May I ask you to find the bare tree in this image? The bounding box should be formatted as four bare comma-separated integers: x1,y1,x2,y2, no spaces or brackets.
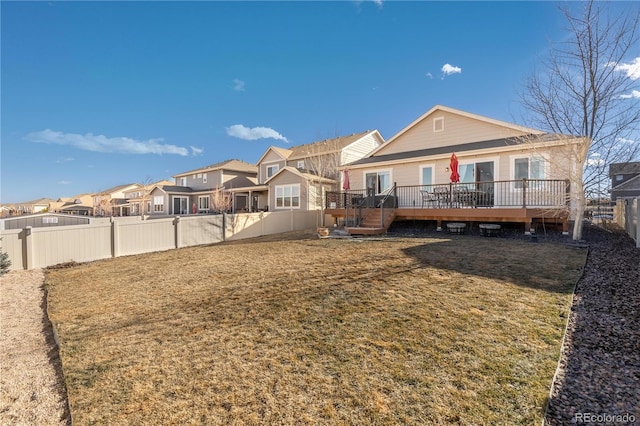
520,1,640,240
210,186,233,214
134,176,154,219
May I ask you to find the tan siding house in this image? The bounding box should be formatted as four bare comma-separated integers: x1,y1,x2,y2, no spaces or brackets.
230,130,384,212
329,105,581,234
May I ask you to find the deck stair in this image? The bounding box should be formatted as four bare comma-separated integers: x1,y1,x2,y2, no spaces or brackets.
346,208,397,235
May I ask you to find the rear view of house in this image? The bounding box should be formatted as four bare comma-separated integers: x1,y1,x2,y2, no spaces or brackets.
327,105,579,234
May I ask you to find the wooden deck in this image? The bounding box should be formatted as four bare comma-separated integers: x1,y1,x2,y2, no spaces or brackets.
326,206,569,234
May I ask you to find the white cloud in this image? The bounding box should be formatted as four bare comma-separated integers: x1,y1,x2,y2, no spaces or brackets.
616,137,636,144
226,124,289,143
25,129,190,156
58,180,71,185
441,63,462,78
233,79,246,91
425,72,433,79
372,0,383,7
190,146,204,155
620,89,640,99
55,157,74,163
586,152,605,166
614,57,640,80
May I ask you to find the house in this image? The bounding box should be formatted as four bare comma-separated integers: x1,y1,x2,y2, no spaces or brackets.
50,193,95,216
93,183,142,216
326,105,580,234
123,180,174,216
609,162,640,201
0,198,56,216
229,130,385,212
149,160,258,215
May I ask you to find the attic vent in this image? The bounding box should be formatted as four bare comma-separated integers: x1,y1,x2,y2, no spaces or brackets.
433,117,444,132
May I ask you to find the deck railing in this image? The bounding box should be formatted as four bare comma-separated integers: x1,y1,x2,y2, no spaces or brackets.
326,179,570,210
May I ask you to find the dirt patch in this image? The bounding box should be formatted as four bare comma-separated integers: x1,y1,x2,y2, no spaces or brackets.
0,269,70,425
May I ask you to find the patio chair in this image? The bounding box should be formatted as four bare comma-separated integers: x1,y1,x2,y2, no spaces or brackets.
434,186,451,208
420,190,438,208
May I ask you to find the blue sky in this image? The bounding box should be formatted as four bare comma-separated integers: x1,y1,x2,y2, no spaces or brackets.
1,1,637,203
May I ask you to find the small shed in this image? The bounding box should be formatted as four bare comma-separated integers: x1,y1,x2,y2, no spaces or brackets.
0,213,91,230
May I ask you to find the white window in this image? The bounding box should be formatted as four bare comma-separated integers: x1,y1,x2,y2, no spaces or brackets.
266,164,279,178
365,171,391,194
433,117,444,132
198,196,210,211
297,160,304,169
146,201,151,213
153,196,164,212
420,166,434,189
197,173,202,178
514,156,546,188
42,217,59,224
203,173,207,183
616,175,623,181
275,184,300,209
180,177,187,186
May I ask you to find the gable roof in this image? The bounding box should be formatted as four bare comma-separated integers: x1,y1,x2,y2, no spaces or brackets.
265,166,337,185
256,130,381,165
173,159,257,178
96,183,140,196
288,130,379,160
367,105,543,158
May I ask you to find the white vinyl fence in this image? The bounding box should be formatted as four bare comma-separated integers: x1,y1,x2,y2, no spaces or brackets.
0,210,321,270
615,197,639,248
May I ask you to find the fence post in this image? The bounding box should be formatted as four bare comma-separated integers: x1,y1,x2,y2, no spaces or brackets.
24,226,33,270
110,217,119,258
174,216,181,248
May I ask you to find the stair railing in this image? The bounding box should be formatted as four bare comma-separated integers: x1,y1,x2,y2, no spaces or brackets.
378,183,397,228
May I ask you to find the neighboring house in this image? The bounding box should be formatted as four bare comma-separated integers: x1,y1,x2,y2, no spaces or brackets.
1,198,56,216
149,160,258,215
327,105,581,234
50,193,95,216
231,130,385,212
124,180,174,216
93,183,141,216
609,162,640,201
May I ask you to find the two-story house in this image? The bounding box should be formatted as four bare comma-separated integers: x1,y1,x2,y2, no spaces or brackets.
93,183,141,216
229,130,385,212
149,159,258,215
610,162,640,201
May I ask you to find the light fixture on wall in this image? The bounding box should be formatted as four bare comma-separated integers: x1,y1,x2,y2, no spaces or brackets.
445,167,450,172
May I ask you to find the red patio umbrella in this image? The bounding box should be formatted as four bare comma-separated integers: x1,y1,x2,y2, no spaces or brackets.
342,169,351,190
449,153,460,183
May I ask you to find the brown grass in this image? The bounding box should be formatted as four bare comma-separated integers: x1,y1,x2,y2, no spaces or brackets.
45,232,586,425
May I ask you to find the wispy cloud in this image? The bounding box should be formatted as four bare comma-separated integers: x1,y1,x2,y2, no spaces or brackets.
233,79,246,91
614,57,640,80
25,129,190,156
620,89,640,99
586,152,604,167
372,0,383,8
58,180,71,185
55,157,74,163
190,146,204,155
425,72,433,79
441,63,462,79
226,124,289,143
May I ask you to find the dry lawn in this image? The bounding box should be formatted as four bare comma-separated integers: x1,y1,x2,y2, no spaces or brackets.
45,232,586,425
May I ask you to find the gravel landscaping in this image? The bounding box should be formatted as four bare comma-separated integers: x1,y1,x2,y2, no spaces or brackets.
545,224,640,424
